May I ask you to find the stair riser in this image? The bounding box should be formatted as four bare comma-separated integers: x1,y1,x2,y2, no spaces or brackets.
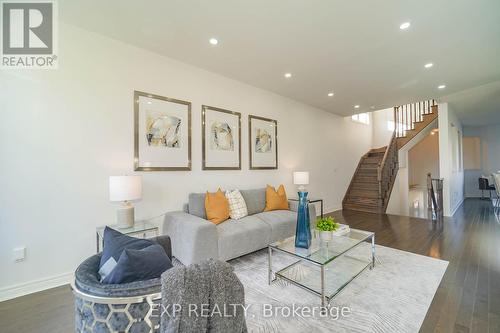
342,204,384,214
349,191,380,199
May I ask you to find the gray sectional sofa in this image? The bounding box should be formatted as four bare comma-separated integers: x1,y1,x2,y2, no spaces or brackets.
163,188,316,265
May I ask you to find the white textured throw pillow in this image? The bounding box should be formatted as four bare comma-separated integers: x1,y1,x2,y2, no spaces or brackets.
225,189,248,220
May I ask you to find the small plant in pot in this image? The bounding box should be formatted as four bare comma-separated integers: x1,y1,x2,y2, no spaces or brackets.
315,216,340,242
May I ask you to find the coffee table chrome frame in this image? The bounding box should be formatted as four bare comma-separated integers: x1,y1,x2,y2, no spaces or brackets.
268,233,375,308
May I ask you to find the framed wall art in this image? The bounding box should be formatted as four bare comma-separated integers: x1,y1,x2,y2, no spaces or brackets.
248,115,278,170
134,90,191,171
202,105,241,170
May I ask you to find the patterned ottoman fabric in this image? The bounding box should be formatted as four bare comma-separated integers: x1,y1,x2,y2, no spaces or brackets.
73,235,172,333
74,295,161,333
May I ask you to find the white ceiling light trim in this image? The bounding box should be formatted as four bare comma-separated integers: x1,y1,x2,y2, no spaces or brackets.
354,105,360,109
59,1,500,117
399,22,411,30
438,85,446,89
284,73,292,78
328,92,334,97
424,63,433,68
209,38,218,45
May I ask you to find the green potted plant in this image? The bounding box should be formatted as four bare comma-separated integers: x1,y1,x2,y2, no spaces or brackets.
315,216,340,242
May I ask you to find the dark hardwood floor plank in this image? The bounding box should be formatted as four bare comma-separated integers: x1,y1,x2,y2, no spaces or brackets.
0,199,498,333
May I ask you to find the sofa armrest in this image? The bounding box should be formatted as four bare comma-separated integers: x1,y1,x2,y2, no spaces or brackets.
150,235,172,260
162,211,218,265
288,200,299,212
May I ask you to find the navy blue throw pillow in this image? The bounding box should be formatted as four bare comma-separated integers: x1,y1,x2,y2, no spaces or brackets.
98,227,153,281
102,244,173,284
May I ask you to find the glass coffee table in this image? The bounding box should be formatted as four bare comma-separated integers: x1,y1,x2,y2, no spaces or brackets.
268,228,375,307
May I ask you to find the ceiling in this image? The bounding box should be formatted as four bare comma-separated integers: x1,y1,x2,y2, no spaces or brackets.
442,80,500,127
60,0,500,116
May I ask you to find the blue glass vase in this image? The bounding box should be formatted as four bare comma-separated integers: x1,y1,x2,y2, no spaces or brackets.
295,191,312,248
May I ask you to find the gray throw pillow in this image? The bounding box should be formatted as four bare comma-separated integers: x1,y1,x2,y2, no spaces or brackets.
188,192,207,219
240,188,266,215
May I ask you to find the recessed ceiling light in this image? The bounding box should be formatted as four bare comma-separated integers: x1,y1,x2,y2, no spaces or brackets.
147,101,152,105
400,22,411,30
354,105,360,109
209,38,218,45
284,73,292,78
438,85,446,89
424,63,433,68
328,92,334,97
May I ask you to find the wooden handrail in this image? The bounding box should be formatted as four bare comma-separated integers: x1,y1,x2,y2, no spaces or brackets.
377,131,396,182
427,172,444,217
376,129,398,207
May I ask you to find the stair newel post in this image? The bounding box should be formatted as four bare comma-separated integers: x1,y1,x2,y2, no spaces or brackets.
427,173,432,213
377,163,382,201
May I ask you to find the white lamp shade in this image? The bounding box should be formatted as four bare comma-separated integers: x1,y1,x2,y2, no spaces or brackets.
293,171,309,185
109,176,142,202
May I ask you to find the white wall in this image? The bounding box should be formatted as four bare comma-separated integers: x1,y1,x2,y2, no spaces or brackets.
371,108,394,148
408,133,440,187
463,124,500,197
0,24,372,299
438,103,464,216
386,118,438,216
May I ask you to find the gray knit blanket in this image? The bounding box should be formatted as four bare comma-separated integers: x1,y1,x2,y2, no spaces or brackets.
160,259,247,333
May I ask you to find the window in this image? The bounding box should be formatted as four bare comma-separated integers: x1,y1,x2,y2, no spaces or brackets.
387,120,410,133
351,113,370,125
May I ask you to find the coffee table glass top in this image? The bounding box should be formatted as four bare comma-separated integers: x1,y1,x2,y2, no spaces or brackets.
270,228,374,266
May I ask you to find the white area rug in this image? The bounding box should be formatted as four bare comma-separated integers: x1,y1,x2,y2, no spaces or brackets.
229,244,448,333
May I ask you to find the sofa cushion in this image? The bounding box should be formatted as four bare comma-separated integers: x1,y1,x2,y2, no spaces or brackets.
205,189,230,224
264,184,289,211
225,189,248,220
240,188,266,215
102,244,173,284
217,215,271,261
99,227,153,281
255,210,297,243
188,192,207,219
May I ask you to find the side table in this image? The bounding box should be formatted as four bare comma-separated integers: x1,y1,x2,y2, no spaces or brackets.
96,221,159,252
289,197,324,218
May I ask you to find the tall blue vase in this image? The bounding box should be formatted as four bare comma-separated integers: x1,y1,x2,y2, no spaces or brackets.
295,191,312,248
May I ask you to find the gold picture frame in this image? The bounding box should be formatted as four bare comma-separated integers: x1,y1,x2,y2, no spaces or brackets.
248,115,278,170
202,105,241,170
134,90,191,171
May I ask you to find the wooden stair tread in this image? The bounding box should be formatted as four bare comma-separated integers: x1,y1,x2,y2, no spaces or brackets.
344,101,434,213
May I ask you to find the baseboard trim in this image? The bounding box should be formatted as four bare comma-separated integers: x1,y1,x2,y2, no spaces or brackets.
0,271,74,302
325,206,342,215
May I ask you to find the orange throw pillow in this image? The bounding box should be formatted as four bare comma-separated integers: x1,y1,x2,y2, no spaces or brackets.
264,184,289,211
205,189,230,224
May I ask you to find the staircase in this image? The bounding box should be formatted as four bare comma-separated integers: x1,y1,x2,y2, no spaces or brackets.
394,100,438,149
343,100,437,213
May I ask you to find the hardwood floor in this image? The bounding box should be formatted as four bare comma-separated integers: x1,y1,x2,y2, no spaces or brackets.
0,198,498,333
331,198,500,333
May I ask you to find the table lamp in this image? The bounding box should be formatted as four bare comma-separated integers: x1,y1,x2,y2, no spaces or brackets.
293,171,309,192
109,175,142,228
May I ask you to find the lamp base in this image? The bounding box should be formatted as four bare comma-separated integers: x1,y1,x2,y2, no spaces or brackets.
116,203,134,228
